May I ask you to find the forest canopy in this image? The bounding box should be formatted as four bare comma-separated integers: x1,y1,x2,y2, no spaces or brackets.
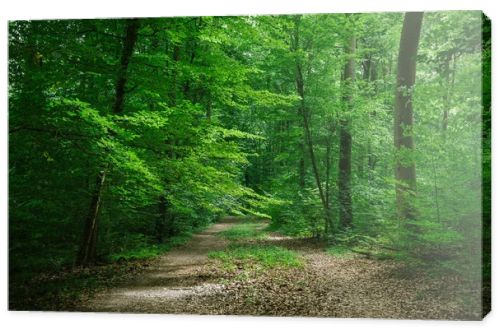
8,11,489,311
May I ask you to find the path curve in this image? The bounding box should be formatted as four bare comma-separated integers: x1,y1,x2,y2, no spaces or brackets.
77,216,480,319
79,217,237,313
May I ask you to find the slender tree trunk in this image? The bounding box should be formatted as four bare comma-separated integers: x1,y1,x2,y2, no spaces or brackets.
325,134,333,235
363,55,378,179
182,18,200,97
442,52,456,133
76,19,140,267
156,42,183,243
431,156,441,225
169,44,181,106
394,12,423,222
156,195,167,243
301,99,332,232
76,170,106,266
298,143,306,189
338,32,356,229
206,96,212,121
292,15,332,232
291,16,306,191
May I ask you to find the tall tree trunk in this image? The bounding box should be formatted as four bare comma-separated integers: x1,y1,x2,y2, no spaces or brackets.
394,12,423,222
76,19,140,267
112,20,140,115
363,55,378,179
338,31,356,229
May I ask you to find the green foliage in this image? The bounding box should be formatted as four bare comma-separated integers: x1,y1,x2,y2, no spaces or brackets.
108,232,194,261
8,11,487,308
326,245,354,258
266,215,314,238
209,244,303,269
9,17,282,284
217,222,267,241
387,220,465,260
267,189,325,237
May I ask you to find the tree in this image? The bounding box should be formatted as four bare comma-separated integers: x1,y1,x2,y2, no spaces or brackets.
338,16,356,229
292,15,333,234
393,12,424,222
8,14,486,309
76,19,140,266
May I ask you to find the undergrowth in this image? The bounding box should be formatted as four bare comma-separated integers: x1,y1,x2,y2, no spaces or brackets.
209,244,302,270
217,222,267,241
10,226,208,310
9,259,153,311
265,219,314,238
108,232,195,261
326,244,356,258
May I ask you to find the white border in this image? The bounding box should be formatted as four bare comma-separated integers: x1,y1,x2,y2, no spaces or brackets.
1,1,499,333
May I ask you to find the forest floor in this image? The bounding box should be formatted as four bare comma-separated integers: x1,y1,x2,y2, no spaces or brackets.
76,217,481,319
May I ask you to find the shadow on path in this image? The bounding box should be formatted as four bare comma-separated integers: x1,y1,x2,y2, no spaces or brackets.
78,217,239,313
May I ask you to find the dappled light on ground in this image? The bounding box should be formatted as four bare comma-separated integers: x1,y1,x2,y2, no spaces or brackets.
77,218,481,319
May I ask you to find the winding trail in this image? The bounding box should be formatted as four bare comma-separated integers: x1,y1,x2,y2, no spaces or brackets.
78,216,481,319
80,217,237,313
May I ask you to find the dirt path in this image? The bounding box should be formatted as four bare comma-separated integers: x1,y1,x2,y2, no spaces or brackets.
79,218,237,313
78,217,481,319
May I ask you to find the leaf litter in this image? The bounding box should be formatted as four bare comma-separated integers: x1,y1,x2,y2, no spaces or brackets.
70,221,482,319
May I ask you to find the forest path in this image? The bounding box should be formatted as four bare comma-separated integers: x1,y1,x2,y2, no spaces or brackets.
79,217,239,313
78,216,480,319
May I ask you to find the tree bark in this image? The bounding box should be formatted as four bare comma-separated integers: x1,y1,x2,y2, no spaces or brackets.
394,12,423,222
76,19,140,267
362,53,378,179
76,169,106,266
338,31,356,229
112,19,140,115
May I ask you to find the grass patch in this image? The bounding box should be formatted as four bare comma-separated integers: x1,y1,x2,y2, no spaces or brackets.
108,232,195,261
209,244,302,269
218,222,267,241
326,244,355,258
265,220,314,238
